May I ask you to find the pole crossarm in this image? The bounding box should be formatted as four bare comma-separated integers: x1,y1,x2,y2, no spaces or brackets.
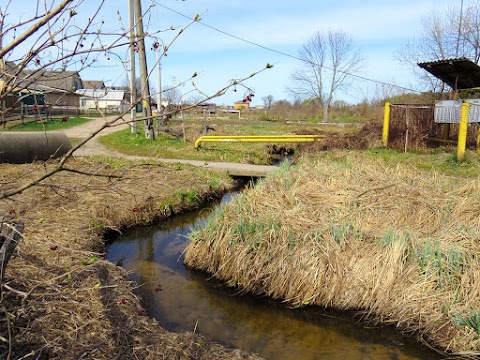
194,135,324,150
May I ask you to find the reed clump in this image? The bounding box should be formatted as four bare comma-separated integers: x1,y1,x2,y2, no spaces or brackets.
184,151,480,355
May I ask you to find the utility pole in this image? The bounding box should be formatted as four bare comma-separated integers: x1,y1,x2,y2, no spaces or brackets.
134,0,154,140
156,43,162,115
155,43,165,133
0,17,4,128
128,0,137,133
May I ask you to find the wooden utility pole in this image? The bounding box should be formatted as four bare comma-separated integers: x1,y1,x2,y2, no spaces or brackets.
0,15,5,128
134,0,154,140
128,0,137,133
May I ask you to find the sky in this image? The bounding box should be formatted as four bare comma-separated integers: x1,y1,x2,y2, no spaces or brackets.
5,0,457,106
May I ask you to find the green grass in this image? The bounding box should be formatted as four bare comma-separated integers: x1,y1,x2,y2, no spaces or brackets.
454,312,480,335
98,115,362,164
99,127,274,165
98,115,480,176
176,189,198,203
7,117,91,131
329,116,366,123
363,148,480,178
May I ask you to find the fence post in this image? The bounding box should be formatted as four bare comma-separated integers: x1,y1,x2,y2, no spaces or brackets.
382,102,391,147
202,108,207,135
477,126,480,155
457,102,469,161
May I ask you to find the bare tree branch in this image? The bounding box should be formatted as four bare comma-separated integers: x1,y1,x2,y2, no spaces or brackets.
289,30,364,122
0,0,74,60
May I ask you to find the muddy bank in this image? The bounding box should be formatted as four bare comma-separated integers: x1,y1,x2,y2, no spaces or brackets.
0,157,260,359
185,151,480,357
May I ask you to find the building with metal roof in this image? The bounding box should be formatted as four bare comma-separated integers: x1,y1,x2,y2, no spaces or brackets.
76,89,128,113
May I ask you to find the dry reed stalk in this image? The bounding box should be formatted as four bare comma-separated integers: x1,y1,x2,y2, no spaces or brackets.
185,151,480,355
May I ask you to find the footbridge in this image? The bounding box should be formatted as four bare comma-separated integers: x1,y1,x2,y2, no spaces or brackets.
147,158,276,177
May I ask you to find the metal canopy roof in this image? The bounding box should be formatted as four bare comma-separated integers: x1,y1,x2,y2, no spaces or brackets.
417,58,480,90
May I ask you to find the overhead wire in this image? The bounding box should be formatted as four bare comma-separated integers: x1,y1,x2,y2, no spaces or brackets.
153,1,422,94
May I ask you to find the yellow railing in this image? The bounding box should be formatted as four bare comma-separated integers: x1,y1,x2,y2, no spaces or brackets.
194,135,324,150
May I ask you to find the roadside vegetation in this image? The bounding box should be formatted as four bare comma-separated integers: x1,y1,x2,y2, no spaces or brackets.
185,150,480,356
99,113,363,164
100,125,273,165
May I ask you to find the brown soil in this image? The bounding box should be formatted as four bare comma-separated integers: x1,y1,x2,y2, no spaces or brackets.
0,158,261,359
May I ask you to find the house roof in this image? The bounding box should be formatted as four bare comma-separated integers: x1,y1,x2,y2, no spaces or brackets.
82,80,105,89
76,89,125,101
417,58,480,90
1,62,84,95
1,61,29,90
24,69,82,92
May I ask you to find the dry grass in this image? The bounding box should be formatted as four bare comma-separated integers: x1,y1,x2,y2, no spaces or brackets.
0,157,261,360
185,151,480,356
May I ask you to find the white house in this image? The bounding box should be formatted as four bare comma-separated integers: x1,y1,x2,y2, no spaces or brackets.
76,89,128,113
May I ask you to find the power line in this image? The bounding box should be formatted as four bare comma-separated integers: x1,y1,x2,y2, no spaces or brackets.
154,1,422,94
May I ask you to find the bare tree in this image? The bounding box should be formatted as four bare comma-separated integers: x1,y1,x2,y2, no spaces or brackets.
396,1,480,93
262,94,274,110
462,1,480,62
162,84,182,107
289,30,364,122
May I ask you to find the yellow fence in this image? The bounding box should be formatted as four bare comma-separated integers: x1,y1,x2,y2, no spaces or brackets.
194,135,324,150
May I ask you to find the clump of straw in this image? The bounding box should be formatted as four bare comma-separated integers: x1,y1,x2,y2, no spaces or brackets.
185,151,480,355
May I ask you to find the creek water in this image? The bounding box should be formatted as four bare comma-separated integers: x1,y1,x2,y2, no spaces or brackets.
106,193,442,360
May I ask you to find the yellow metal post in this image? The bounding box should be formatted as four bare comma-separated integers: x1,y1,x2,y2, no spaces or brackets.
457,102,469,161
382,102,391,147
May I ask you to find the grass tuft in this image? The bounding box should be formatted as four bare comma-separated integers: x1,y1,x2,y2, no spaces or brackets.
7,117,91,131
184,150,480,355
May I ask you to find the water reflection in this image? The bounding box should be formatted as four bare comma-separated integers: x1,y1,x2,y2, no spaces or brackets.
106,195,443,360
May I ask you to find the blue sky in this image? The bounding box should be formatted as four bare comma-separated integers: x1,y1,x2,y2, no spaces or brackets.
7,0,456,106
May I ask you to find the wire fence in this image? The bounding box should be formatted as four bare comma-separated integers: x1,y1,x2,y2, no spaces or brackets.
389,104,480,152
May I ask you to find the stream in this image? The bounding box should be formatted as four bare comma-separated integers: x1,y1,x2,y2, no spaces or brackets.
106,192,442,360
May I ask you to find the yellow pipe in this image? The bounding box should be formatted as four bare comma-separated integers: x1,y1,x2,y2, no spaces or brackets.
196,135,321,139
194,135,324,149
457,102,469,161
382,102,391,147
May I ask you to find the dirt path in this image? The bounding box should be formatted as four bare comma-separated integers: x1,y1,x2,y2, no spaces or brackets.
61,115,131,157
60,116,275,176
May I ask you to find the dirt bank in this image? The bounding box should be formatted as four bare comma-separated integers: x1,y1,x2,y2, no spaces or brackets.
0,157,261,359
185,151,480,357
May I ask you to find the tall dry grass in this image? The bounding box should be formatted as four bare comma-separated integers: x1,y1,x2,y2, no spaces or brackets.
184,151,480,355
0,159,258,360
